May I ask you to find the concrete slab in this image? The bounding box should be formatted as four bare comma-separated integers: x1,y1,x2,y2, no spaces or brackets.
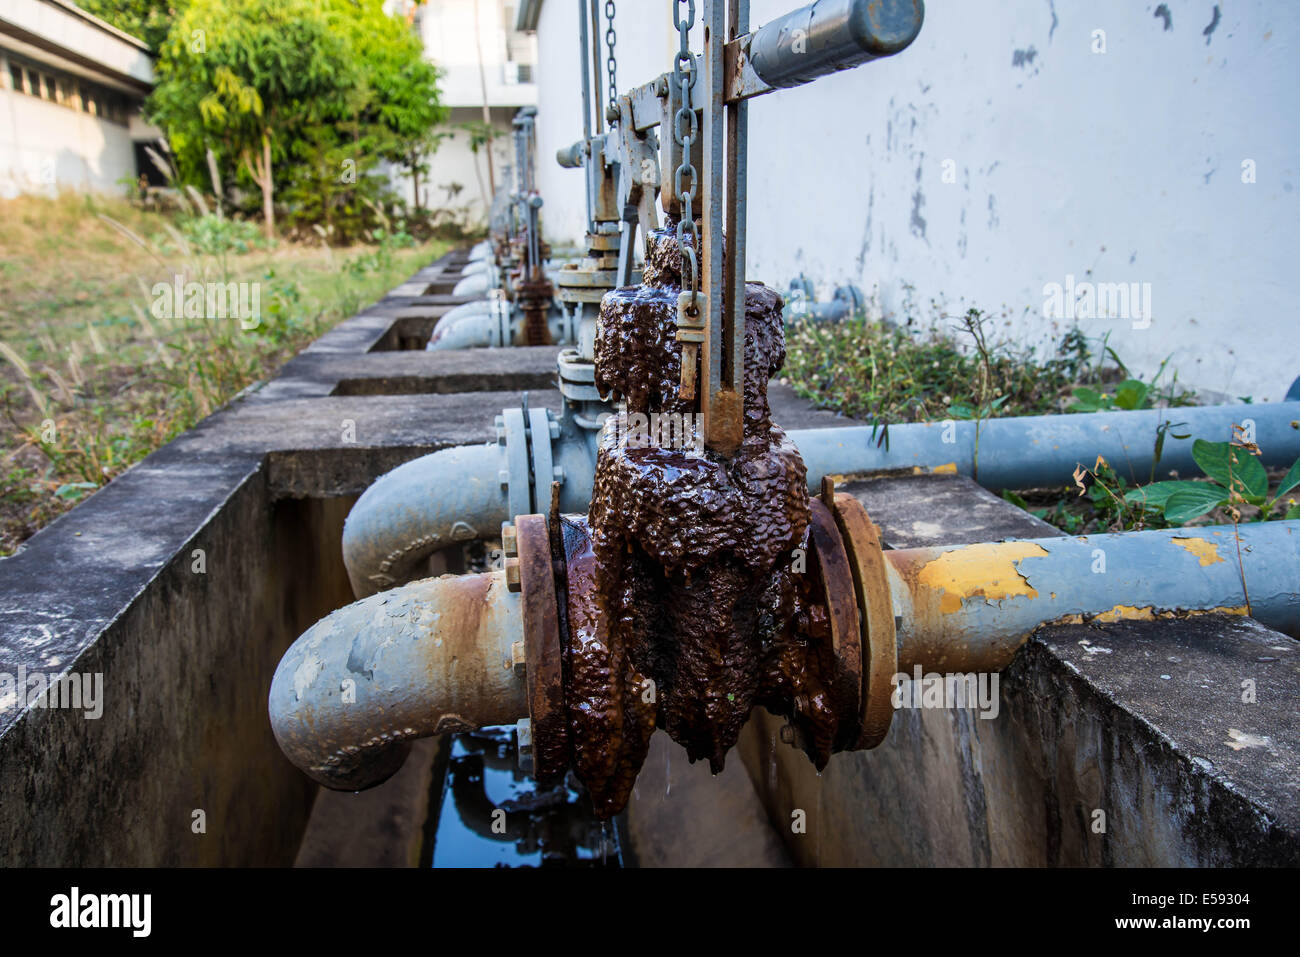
738,474,1300,866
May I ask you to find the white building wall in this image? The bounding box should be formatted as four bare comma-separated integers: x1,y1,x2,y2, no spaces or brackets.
391,0,536,226
0,66,138,196
532,0,1300,403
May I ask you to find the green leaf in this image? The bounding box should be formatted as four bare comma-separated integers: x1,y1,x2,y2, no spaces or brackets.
1001,489,1030,509
1286,504,1300,520
1191,439,1232,486
1114,379,1150,411
1067,387,1109,413
1164,485,1229,524
1191,438,1265,497
1124,480,1198,509
947,403,975,420
54,482,97,501
1274,457,1300,500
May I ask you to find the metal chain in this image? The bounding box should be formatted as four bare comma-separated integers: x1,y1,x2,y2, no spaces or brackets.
672,0,698,307
604,1,617,116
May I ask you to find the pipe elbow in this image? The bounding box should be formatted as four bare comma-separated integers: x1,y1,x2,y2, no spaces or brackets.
454,272,492,297
269,571,529,791
342,443,509,597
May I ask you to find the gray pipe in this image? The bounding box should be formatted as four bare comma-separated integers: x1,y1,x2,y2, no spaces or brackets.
427,303,574,350
428,300,512,350
749,0,925,89
342,434,598,597
342,443,510,596
268,569,528,790
454,270,495,297
887,521,1300,674
341,397,1299,596
791,400,1300,491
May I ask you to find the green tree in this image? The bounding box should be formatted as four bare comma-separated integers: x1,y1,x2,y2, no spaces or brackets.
149,0,355,238
323,0,447,212
78,0,185,50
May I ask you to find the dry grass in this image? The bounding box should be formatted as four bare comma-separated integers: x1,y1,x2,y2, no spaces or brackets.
0,191,449,555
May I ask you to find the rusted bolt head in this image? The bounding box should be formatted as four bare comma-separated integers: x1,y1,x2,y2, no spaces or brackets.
505,556,521,592
501,523,518,557
511,640,526,676
779,724,796,744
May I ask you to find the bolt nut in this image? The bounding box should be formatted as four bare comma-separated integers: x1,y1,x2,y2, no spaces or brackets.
501,523,518,558
605,103,620,125
516,718,534,773
511,640,526,676
779,723,797,745
505,556,521,592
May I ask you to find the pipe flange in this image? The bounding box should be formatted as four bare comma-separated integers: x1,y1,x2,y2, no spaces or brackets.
830,486,898,750
515,514,569,780
807,497,864,751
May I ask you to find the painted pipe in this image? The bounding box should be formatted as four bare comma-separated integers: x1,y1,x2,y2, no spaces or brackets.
428,300,512,350
268,570,528,791
342,434,599,597
427,300,574,350
885,521,1300,674
341,398,1300,595
791,399,1300,491
749,0,925,89
342,443,509,596
454,270,495,297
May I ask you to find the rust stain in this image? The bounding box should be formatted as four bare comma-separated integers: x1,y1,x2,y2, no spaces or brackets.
1093,604,1156,623
1172,536,1225,566
914,542,1048,614
1090,604,1247,624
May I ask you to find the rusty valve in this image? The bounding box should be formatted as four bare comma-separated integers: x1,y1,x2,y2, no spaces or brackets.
508,475,900,809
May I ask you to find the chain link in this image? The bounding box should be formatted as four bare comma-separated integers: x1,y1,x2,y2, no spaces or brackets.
604,1,617,116
672,0,698,306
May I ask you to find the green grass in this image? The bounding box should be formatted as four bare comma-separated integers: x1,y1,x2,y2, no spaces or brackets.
0,192,449,555
782,307,1204,535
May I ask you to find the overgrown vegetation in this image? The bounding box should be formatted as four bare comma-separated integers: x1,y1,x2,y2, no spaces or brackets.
0,193,447,555
780,305,1298,535
783,308,1196,426
146,0,445,242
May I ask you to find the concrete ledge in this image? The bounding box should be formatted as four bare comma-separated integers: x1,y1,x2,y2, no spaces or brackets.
738,474,1300,866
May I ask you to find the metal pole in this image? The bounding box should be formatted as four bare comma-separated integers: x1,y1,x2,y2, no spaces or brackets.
589,0,604,133
723,0,748,428
702,0,741,454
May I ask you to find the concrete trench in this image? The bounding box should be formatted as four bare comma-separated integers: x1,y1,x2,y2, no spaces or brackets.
0,248,1295,867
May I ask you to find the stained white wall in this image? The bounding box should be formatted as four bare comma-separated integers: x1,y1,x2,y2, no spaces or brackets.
0,83,137,195
533,0,1300,402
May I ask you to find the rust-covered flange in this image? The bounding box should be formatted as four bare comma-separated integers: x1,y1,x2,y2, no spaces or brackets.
514,514,569,778
829,484,898,750
515,274,554,345
807,496,863,750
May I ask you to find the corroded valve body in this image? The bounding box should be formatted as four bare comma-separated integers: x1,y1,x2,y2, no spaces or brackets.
516,225,895,817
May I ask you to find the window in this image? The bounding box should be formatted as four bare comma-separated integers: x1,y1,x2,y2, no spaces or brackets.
3,55,134,125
